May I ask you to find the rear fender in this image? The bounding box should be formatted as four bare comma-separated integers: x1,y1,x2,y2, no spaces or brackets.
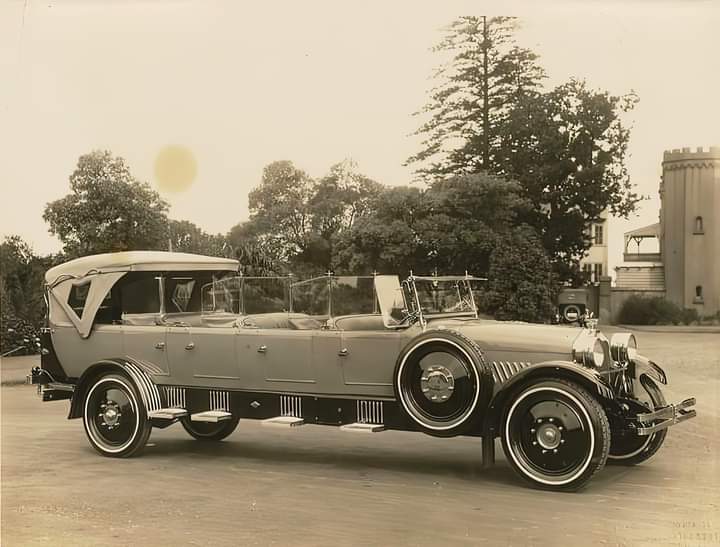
483,361,615,437
68,357,163,419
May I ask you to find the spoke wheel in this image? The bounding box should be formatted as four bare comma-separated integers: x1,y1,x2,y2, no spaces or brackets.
180,416,239,441
83,373,151,457
609,377,667,465
502,379,610,491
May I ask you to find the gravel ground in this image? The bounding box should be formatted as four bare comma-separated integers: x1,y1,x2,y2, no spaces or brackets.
1,330,719,546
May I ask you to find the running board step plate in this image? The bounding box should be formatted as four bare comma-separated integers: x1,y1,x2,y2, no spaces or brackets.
148,408,189,420
190,410,233,423
340,422,385,433
262,416,305,427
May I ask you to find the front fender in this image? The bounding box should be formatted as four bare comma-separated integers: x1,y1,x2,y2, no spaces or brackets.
483,360,614,437
68,357,163,419
629,354,667,385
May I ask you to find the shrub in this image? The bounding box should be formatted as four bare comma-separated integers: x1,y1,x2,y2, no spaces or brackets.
617,295,694,325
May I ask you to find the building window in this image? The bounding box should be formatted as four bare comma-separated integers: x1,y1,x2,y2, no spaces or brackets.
694,216,704,234
593,224,604,245
582,263,603,284
694,285,704,304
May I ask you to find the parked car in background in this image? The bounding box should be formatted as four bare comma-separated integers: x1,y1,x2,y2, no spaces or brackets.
29,252,696,490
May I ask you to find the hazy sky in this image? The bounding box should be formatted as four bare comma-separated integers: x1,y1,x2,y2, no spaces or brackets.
2,0,718,274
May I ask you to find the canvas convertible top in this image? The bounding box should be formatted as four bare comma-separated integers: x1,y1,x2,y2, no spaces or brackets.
45,251,239,339
45,251,239,285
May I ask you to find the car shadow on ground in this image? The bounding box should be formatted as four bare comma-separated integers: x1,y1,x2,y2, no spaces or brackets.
133,432,526,488
124,430,640,493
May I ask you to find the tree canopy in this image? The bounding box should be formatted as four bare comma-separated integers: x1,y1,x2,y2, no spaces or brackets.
407,16,640,280
43,151,170,258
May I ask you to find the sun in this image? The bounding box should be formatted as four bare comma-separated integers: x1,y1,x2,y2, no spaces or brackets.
154,145,197,193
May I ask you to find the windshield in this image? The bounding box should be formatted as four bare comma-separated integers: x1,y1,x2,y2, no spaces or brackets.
410,277,479,317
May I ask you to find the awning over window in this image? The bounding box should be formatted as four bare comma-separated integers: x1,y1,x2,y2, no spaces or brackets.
624,222,660,239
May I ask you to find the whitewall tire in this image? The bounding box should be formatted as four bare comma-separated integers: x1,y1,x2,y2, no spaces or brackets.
82,373,152,457
501,378,610,491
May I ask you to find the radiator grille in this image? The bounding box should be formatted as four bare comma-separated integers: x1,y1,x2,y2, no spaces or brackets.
209,390,230,411
280,395,302,418
491,361,531,383
357,400,384,425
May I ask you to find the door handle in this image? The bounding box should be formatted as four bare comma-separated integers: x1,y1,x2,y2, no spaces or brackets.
338,348,349,357
154,342,165,350
257,345,268,353
185,342,195,350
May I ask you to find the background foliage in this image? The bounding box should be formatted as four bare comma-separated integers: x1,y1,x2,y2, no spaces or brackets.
2,15,644,345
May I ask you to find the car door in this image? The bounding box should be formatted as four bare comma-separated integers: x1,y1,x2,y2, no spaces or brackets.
258,328,315,386
165,325,237,385
338,329,403,392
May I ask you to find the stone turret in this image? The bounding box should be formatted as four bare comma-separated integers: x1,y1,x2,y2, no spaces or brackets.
661,146,720,315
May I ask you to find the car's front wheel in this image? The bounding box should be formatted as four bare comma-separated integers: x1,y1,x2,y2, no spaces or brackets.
180,416,239,441
82,373,152,457
501,378,610,491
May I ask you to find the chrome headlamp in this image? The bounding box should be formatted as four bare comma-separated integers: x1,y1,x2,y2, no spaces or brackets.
573,331,608,368
610,333,638,364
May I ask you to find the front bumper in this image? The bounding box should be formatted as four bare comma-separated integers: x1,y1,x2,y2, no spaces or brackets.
635,397,696,436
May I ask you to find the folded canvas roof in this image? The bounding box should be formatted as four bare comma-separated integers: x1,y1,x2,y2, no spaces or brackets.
46,251,239,284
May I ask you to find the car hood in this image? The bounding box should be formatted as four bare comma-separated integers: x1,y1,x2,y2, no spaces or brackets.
424,317,579,358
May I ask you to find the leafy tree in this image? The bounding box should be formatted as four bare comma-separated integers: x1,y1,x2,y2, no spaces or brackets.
247,160,315,262
244,159,382,274
480,225,556,322
43,151,170,257
168,219,228,257
0,236,49,353
497,79,640,275
407,16,545,179
334,186,430,274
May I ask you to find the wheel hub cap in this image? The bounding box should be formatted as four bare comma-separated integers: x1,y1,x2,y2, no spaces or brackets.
536,422,561,450
100,401,122,428
420,365,455,403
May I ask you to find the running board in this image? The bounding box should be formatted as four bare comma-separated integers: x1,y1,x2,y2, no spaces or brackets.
190,410,233,423
262,416,305,427
148,408,189,420
340,422,385,433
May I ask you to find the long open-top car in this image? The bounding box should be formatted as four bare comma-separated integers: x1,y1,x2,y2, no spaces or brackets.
29,251,697,491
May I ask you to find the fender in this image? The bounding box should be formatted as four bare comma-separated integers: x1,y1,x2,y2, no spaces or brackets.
483,360,614,437
629,355,667,385
68,357,163,419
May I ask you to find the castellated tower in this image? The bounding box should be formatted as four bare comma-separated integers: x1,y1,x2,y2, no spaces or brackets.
661,146,720,316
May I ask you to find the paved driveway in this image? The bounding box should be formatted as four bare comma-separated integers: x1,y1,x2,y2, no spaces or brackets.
2,331,719,546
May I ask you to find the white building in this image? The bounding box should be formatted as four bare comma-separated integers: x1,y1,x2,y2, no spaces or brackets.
580,211,608,284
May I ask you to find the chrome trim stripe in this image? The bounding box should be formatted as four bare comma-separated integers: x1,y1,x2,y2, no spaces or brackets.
163,387,186,409
209,390,230,411
357,400,384,424
280,395,302,418
491,361,531,383
123,360,162,412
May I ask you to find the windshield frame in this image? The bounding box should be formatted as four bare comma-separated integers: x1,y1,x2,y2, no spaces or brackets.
405,274,487,325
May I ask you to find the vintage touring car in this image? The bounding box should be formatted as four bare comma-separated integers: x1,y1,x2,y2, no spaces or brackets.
29,251,696,490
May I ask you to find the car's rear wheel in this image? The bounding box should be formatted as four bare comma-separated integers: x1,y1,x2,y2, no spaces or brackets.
501,378,610,491
82,373,152,457
608,377,667,465
180,416,239,441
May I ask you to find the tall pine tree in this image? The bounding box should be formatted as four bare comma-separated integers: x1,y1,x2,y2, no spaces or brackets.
407,16,545,180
